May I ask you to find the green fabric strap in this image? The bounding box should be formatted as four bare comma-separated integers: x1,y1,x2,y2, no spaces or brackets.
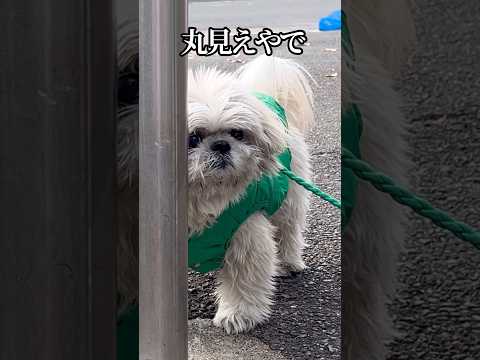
253,91,288,128
341,11,363,230
116,305,138,360
188,93,291,273
341,105,362,229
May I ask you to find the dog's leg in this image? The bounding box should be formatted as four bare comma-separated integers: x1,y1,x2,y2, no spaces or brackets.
271,133,311,273
213,213,278,334
342,184,406,360
342,268,393,360
271,189,308,273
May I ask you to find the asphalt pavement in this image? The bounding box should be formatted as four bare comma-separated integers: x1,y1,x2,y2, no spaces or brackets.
189,0,338,32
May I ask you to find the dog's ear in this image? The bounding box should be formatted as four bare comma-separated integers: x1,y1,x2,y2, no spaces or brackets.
257,108,288,158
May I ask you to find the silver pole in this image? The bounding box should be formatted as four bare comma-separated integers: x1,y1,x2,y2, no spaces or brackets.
139,0,188,359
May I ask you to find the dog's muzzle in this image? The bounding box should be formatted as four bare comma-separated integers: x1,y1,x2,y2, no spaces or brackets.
210,140,233,169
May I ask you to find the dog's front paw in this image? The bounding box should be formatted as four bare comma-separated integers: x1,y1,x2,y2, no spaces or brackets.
280,257,307,275
213,304,268,334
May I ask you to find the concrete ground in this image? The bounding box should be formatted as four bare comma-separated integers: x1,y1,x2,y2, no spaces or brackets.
187,1,341,359
188,319,288,360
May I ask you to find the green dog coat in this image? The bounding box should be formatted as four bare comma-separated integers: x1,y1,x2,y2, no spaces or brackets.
188,92,292,273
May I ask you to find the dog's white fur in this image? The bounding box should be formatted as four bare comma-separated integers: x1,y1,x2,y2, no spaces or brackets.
187,56,314,333
342,1,415,358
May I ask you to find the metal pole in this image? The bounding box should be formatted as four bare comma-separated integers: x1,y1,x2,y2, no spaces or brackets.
139,0,188,359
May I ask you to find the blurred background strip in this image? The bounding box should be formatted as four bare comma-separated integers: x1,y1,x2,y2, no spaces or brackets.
0,0,117,359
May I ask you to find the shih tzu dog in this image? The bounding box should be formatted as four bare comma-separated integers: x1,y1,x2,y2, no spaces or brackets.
187,56,314,333
116,26,315,334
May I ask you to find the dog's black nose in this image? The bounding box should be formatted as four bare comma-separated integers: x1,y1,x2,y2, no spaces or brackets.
210,140,231,154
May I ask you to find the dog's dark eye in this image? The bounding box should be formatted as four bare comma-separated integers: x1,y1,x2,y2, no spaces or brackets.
189,133,202,148
118,74,139,105
230,129,244,141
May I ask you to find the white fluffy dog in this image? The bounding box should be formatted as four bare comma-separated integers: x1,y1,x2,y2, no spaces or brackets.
116,44,316,333
187,56,314,333
342,1,415,359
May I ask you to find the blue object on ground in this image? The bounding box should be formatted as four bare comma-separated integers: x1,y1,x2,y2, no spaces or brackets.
319,10,341,31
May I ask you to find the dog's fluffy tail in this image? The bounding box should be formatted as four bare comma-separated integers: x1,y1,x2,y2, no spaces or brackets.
237,55,315,133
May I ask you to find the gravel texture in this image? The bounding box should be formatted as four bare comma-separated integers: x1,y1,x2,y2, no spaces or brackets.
387,1,480,359
187,31,341,360
189,318,288,360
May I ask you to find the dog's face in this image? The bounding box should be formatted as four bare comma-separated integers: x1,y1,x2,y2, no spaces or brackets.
187,68,286,192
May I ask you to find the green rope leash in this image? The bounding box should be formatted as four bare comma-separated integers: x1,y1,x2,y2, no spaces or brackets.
280,167,342,209
342,147,480,249
283,147,480,249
